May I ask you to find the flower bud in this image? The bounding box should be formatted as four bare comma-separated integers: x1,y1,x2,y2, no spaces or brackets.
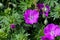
10,24,16,29
44,18,48,25
12,3,16,8
42,13,45,18
0,3,3,8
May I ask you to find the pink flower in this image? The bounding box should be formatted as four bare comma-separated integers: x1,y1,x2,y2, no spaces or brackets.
55,27,60,36
24,9,39,24
44,23,60,37
41,23,60,40
41,35,54,40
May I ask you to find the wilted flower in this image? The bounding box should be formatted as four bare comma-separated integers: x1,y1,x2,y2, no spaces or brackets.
37,3,44,10
10,24,15,29
44,23,60,38
24,9,39,24
37,3,50,17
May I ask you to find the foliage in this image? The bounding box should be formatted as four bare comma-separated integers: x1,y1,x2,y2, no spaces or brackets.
0,0,60,40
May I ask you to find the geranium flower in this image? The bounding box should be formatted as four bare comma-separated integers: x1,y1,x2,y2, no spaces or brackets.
44,23,60,37
54,27,60,36
41,35,54,40
10,24,16,29
37,3,50,17
24,9,39,24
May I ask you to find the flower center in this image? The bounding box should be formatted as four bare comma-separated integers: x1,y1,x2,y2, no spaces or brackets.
29,16,34,20
50,31,54,36
28,13,34,20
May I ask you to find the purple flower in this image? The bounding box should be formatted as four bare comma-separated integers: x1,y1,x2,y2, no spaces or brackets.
37,3,44,10
10,24,15,29
24,9,39,24
54,27,60,36
44,23,60,37
41,35,54,40
41,23,60,40
37,3,50,17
